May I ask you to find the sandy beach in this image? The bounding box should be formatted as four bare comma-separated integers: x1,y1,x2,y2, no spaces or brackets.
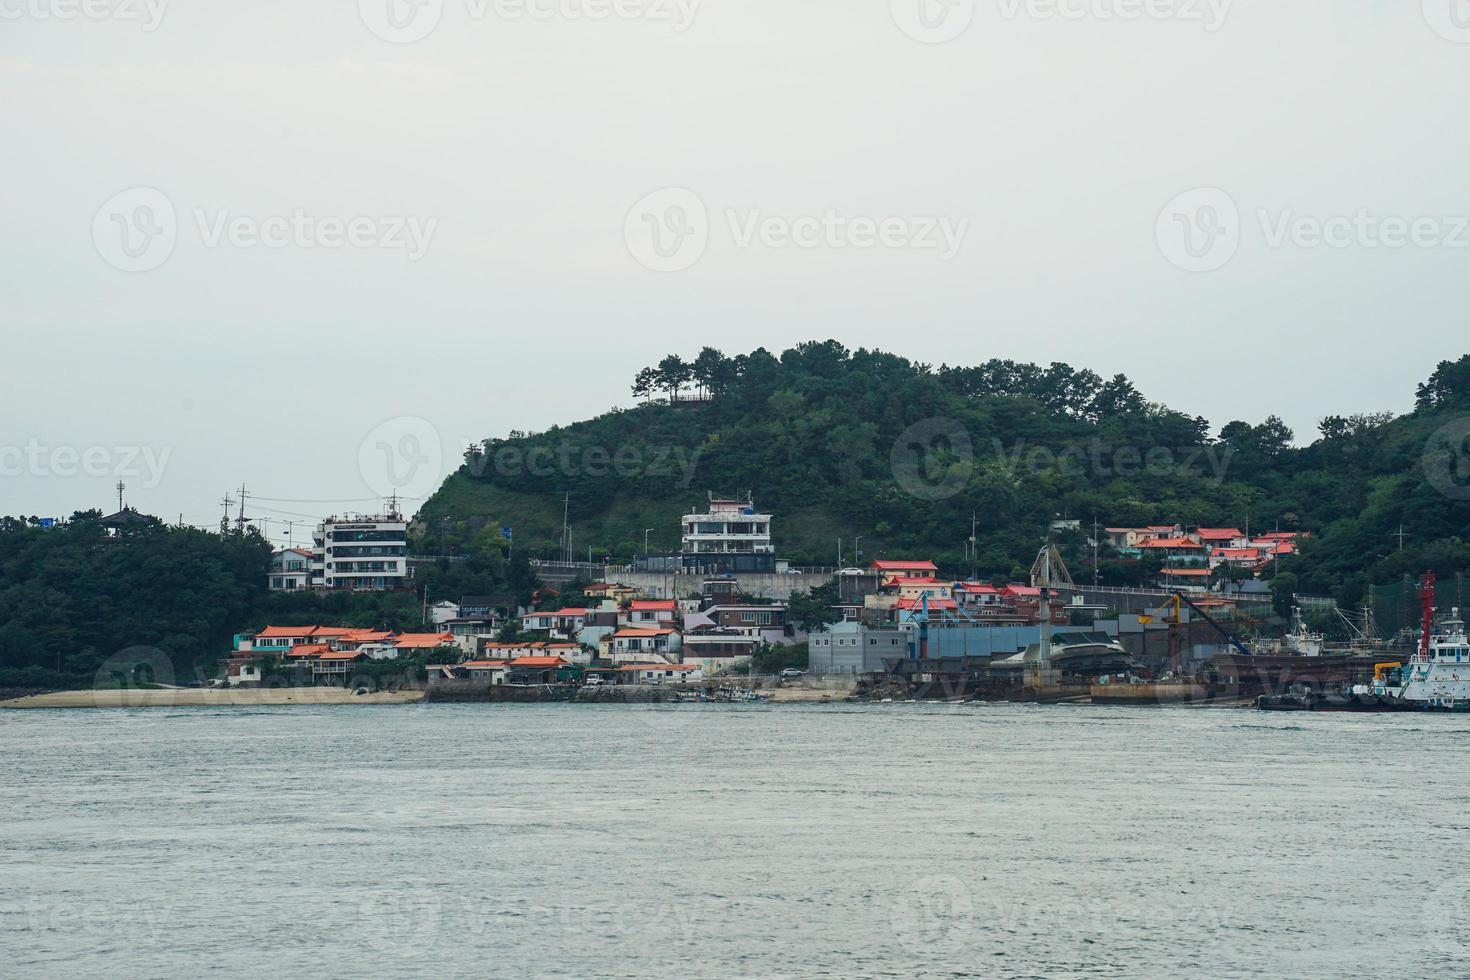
0,687,425,709
766,682,856,702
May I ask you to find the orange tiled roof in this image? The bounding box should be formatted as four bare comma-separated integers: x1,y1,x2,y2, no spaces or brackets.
895,597,958,610
508,656,568,668
393,633,455,648
257,625,319,638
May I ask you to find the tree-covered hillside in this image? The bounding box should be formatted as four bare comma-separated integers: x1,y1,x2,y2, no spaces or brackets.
423,343,1470,609
0,513,540,689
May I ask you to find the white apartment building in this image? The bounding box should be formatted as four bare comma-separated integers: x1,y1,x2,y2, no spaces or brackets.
680,493,775,573
313,514,411,591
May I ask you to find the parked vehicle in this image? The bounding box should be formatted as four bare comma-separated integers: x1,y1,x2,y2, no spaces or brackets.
781,668,805,679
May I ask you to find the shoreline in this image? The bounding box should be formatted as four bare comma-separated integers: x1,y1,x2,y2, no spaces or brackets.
0,687,426,709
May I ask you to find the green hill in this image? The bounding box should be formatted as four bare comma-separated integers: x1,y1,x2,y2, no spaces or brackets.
421,342,1470,611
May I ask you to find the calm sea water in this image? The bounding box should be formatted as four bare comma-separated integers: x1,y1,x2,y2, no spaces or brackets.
2,702,1467,979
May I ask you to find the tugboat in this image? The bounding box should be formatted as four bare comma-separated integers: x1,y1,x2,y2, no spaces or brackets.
1359,573,1470,712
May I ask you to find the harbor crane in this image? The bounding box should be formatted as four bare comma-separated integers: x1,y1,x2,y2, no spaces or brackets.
1150,591,1252,673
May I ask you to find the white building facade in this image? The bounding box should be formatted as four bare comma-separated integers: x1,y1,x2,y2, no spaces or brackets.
313,514,411,591
680,494,775,573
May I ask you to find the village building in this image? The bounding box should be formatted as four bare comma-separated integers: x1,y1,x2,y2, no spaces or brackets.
617,663,703,684
268,548,314,591
870,559,939,586
681,629,759,673
808,622,907,674
606,627,682,663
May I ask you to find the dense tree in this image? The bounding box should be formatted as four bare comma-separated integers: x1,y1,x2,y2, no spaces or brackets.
1415,354,1470,410
403,342,1470,622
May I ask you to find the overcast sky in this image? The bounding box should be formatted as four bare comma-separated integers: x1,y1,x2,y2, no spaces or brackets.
3,1,1468,541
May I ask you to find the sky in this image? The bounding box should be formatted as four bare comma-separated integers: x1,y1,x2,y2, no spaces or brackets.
3,0,1469,543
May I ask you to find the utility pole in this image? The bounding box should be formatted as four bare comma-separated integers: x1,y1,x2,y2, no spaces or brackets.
1273,520,1280,578
236,484,248,534
1092,516,1099,590
220,494,234,534
562,492,570,564
1392,524,1407,552
969,513,977,581
115,480,126,513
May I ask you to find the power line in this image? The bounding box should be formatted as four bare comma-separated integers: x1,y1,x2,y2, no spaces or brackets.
248,494,425,504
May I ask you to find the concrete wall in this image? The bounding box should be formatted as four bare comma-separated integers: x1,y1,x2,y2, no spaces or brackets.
605,570,833,600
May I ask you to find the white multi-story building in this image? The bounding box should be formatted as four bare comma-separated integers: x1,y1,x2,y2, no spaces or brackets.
680,493,775,573
268,548,314,591
313,513,410,591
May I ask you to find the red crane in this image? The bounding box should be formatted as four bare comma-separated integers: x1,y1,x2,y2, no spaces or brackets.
1417,570,1437,661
